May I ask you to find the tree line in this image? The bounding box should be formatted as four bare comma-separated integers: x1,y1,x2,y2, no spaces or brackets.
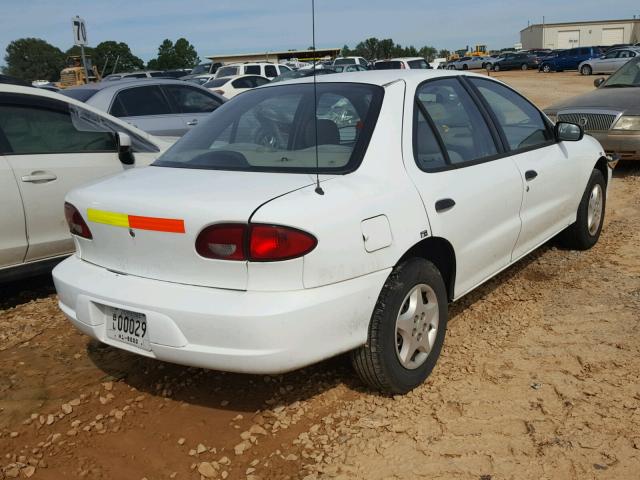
2,37,200,82
341,38,450,61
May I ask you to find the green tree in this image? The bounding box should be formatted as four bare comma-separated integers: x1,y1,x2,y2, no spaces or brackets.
438,49,451,59
340,44,352,57
93,41,144,74
4,38,65,82
418,46,437,61
147,38,200,70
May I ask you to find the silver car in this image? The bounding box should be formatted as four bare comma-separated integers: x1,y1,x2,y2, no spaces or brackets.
453,56,489,70
579,48,640,75
61,79,225,138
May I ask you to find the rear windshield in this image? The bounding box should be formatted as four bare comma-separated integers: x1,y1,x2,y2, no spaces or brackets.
203,78,229,88
60,88,99,102
375,61,403,70
408,59,429,69
216,66,239,78
334,58,356,65
153,83,384,174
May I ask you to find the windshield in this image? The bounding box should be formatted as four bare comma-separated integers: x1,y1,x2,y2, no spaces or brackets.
602,57,640,87
191,63,211,75
334,58,356,65
216,66,239,78
153,83,384,173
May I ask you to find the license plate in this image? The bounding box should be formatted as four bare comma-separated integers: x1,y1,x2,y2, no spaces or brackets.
105,307,150,351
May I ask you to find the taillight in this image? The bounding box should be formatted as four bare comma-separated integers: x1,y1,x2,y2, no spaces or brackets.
249,225,317,261
195,223,246,260
195,224,317,261
64,202,92,239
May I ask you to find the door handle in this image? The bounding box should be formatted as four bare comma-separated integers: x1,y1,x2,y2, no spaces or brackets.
525,170,538,181
435,198,456,212
21,171,57,183
187,119,198,126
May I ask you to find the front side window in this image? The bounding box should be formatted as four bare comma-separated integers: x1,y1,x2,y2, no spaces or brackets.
415,78,497,165
162,85,221,114
470,78,553,150
0,99,116,154
153,83,383,173
110,86,172,117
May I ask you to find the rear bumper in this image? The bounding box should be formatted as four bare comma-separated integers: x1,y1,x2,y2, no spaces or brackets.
589,131,640,161
53,256,389,374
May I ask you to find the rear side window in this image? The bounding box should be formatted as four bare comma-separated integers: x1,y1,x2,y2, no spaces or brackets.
415,78,497,167
264,65,277,77
231,78,252,89
470,78,553,150
244,65,261,75
162,85,221,114
0,102,116,154
110,86,172,117
375,61,403,70
254,77,270,86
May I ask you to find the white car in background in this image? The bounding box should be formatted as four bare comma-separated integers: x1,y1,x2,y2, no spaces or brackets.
215,63,291,80
183,74,217,86
203,75,270,99
453,56,489,70
375,57,431,70
333,56,369,67
54,70,612,394
0,84,171,282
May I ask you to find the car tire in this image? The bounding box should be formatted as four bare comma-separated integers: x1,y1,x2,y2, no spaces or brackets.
494,64,501,72
559,169,606,250
521,63,528,71
462,64,468,70
351,258,448,394
581,65,592,75
541,64,551,73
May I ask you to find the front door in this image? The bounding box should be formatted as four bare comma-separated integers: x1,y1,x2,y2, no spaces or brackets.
405,77,524,298
160,84,223,133
0,94,124,261
466,77,576,260
0,156,27,268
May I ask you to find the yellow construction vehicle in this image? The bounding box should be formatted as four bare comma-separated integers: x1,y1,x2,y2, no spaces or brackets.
57,55,101,89
469,45,488,57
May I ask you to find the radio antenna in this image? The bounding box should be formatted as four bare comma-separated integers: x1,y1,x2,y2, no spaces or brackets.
311,0,324,195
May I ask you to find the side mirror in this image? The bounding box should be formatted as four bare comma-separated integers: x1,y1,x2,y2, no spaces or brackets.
594,77,605,88
116,132,135,165
555,122,584,142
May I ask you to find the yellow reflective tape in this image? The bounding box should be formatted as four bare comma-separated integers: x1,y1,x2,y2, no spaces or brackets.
87,209,130,228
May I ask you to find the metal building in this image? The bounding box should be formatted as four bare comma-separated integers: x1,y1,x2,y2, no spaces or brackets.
206,48,341,65
520,18,640,50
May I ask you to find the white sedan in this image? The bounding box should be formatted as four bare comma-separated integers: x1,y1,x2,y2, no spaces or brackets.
53,70,613,393
203,75,270,99
0,84,172,282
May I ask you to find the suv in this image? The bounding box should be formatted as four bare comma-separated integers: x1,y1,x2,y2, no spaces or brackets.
539,46,605,73
333,57,369,68
215,63,291,80
375,58,432,70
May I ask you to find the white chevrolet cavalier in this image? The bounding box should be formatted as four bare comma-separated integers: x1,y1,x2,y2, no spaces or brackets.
53,70,613,393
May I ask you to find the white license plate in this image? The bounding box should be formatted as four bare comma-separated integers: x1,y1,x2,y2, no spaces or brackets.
105,307,150,351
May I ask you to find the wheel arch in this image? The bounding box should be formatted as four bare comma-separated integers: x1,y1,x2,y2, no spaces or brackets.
398,237,456,301
594,156,609,187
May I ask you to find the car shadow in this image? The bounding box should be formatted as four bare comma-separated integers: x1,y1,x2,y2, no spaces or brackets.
613,161,640,178
0,273,56,310
86,339,359,412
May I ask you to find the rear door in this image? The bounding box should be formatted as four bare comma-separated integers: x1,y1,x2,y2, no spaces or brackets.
467,77,576,260
109,85,180,136
161,84,223,131
0,93,124,261
0,155,27,268
612,50,636,72
406,77,524,297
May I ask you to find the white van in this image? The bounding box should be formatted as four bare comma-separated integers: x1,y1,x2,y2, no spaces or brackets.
214,63,291,80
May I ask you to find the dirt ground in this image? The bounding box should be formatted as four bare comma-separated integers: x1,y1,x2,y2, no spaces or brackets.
1,71,639,480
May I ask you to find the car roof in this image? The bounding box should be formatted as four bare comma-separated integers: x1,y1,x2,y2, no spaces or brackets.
65,78,201,94
263,69,497,90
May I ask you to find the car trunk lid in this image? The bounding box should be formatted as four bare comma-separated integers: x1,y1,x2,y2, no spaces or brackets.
68,166,314,290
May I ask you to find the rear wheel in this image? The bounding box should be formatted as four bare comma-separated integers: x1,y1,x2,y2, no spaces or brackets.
462,64,468,70
541,64,551,73
581,64,592,75
521,63,528,71
559,169,606,250
494,64,501,72
351,258,448,394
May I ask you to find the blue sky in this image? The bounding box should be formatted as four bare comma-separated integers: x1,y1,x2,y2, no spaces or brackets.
1,0,639,64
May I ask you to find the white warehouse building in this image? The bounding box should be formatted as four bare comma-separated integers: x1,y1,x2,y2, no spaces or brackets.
520,18,640,50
